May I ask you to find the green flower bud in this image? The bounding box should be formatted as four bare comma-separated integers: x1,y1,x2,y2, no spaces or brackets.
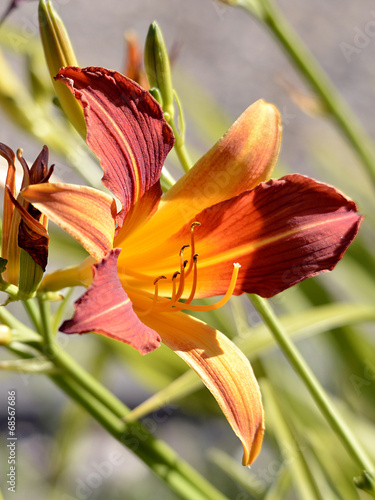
0,325,12,345
38,0,86,136
144,21,174,121
18,249,44,296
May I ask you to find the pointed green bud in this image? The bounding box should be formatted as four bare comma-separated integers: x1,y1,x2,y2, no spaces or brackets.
144,21,174,121
38,0,86,137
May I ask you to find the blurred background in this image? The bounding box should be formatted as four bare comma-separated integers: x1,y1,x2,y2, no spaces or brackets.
0,1,375,499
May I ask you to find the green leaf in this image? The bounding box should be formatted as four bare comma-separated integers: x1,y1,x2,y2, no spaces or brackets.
237,303,375,358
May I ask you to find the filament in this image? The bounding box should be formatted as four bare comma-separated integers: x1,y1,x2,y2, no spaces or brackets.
137,275,166,317
170,263,241,312
138,222,240,316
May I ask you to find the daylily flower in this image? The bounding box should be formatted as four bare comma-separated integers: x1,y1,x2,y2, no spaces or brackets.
0,143,53,292
22,66,362,465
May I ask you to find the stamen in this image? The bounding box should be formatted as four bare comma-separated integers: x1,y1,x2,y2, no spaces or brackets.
171,272,180,302
186,222,201,277
137,275,167,317
184,254,199,305
174,246,189,302
139,222,240,317
171,263,241,312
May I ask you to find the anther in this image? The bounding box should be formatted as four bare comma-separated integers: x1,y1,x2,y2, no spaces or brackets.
153,275,167,285
172,263,241,312
186,222,201,277
180,245,190,256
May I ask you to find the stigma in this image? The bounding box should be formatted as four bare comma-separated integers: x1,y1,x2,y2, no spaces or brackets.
138,222,241,316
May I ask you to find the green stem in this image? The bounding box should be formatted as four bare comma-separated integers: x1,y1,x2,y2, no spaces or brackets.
243,0,375,187
249,294,375,495
160,167,177,191
0,305,40,343
50,372,227,500
23,298,41,331
35,298,228,500
169,119,193,172
37,295,54,346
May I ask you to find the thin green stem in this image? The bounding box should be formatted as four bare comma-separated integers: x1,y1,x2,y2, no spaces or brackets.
51,287,74,333
160,167,177,191
23,298,41,331
0,304,40,342
35,298,228,499
36,296,127,418
243,0,375,187
46,340,129,418
37,295,54,347
169,119,193,172
249,294,375,495
50,372,227,500
0,279,20,299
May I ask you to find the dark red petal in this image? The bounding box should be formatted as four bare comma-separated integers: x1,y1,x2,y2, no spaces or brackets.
6,187,49,270
60,249,161,354
56,66,174,226
29,145,52,185
166,174,362,298
18,220,49,270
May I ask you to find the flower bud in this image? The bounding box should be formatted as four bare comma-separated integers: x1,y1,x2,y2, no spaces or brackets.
38,0,86,136
144,21,174,121
0,325,12,345
18,249,44,295
0,144,52,295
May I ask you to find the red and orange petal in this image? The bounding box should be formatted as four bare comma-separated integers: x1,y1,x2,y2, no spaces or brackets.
22,182,117,262
6,188,49,270
116,99,281,250
0,143,17,262
122,174,362,299
141,309,264,466
60,249,161,354
56,66,174,227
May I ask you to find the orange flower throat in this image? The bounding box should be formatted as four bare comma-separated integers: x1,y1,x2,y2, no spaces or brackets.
137,222,241,316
